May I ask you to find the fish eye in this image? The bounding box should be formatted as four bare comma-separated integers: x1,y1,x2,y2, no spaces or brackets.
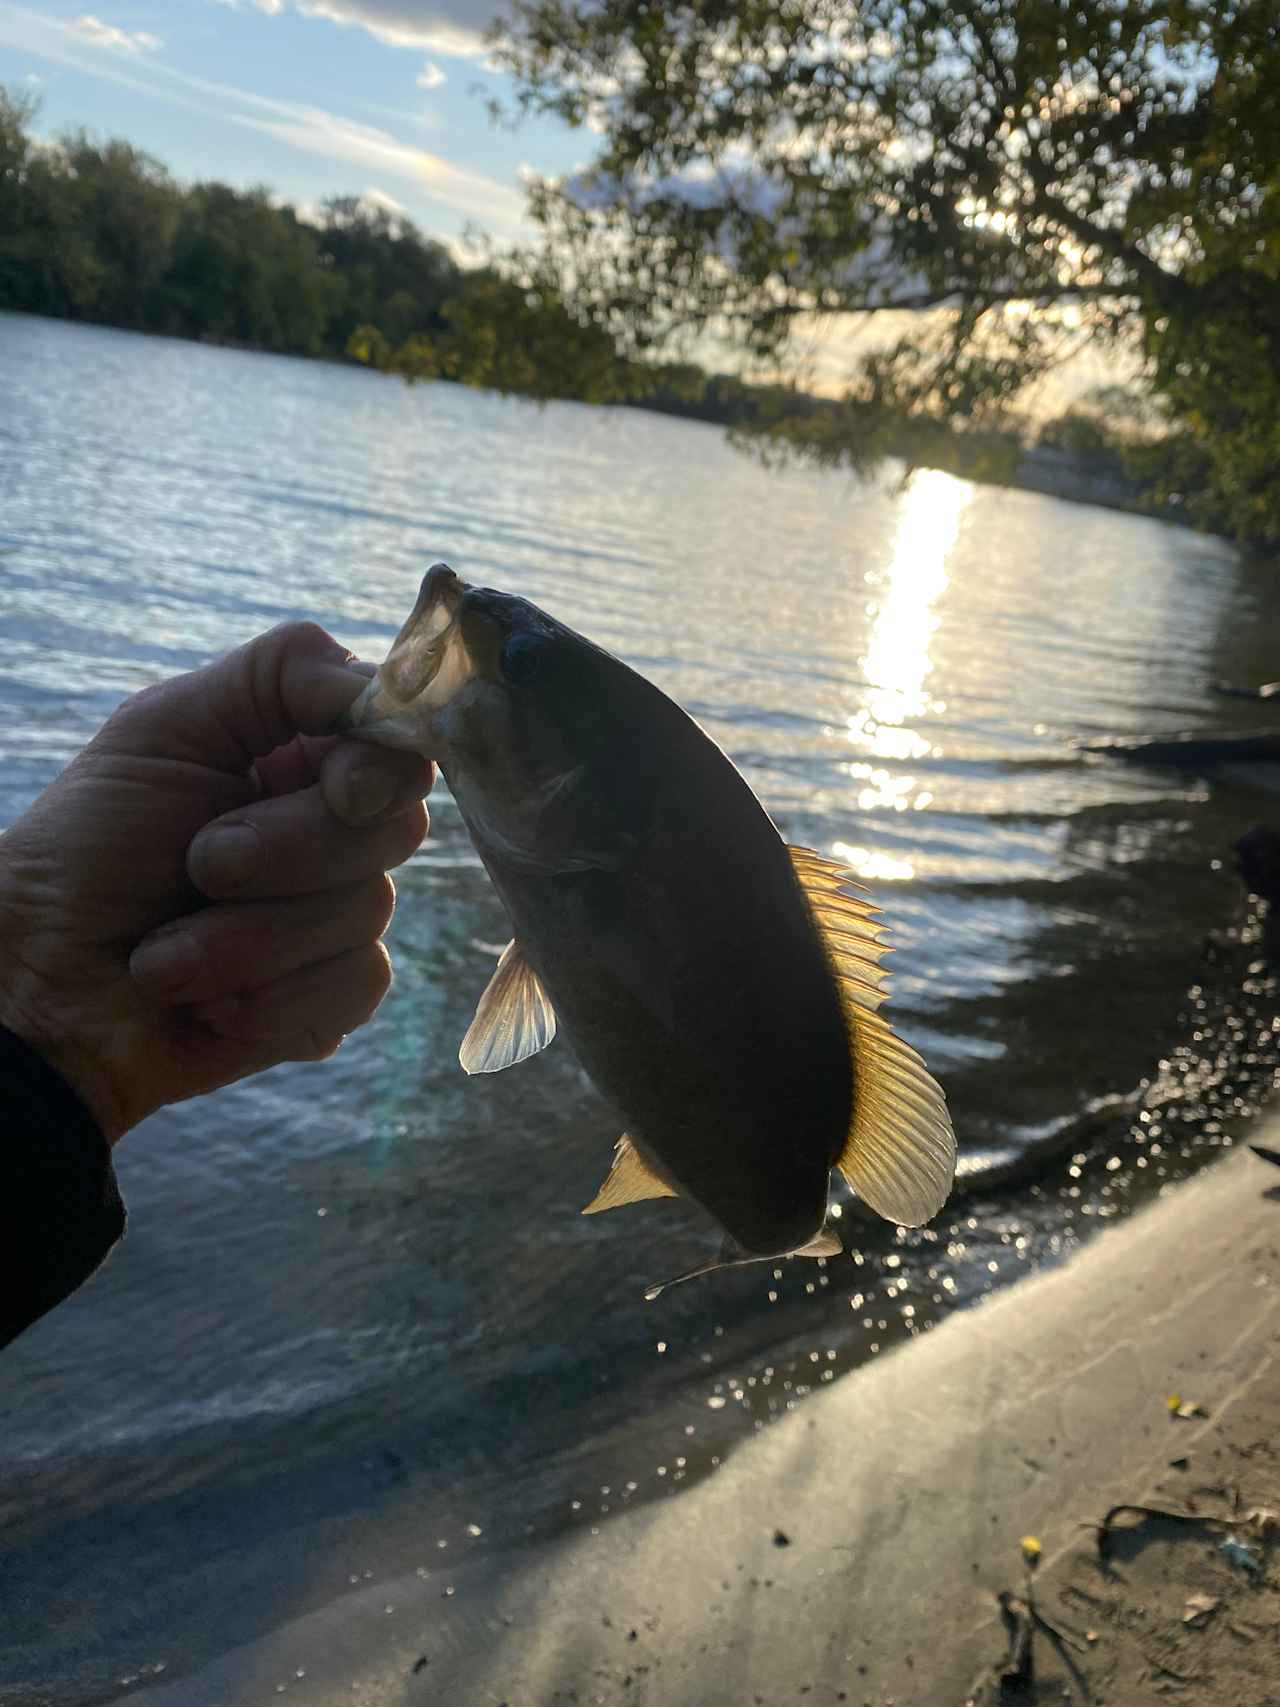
499,634,544,685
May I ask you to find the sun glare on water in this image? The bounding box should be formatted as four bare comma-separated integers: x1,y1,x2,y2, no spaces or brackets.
836,468,973,883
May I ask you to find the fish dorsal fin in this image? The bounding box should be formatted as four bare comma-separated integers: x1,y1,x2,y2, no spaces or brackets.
582,1135,677,1216
788,845,890,1009
459,939,557,1075
788,845,956,1228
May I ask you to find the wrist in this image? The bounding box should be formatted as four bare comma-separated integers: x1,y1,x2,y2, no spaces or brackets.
0,838,133,1145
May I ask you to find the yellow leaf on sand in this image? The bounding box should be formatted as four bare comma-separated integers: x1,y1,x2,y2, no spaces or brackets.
1167,1394,1208,1419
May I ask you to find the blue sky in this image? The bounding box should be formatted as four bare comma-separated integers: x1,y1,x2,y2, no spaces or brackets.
0,1,589,247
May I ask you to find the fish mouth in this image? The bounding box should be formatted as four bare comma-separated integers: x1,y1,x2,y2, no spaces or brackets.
341,562,469,750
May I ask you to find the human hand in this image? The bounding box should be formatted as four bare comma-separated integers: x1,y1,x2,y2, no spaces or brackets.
0,622,431,1143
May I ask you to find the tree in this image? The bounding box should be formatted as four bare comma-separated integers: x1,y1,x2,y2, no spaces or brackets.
348,263,638,403
316,197,460,351
0,91,457,365
496,0,1280,542
0,85,35,303
159,184,333,353
54,134,180,327
0,86,106,316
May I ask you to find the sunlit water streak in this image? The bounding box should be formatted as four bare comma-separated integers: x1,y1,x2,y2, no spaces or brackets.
1,314,1278,1696
837,468,972,879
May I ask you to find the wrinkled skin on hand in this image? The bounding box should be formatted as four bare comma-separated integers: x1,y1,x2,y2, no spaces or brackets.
0,622,433,1143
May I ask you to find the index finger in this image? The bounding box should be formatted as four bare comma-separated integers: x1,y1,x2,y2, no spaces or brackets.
106,622,372,773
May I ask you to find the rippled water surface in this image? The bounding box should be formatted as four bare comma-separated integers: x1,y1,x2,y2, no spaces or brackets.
2,314,1278,1697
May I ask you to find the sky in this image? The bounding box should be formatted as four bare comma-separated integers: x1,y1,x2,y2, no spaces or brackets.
0,1,589,247
0,2,1116,406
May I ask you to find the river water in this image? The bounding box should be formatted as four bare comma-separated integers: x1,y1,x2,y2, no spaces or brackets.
1,313,1278,1700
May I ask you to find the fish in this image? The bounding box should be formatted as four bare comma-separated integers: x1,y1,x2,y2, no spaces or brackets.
342,563,955,1290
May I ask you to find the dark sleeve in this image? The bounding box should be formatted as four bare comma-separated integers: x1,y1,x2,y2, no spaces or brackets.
1,1024,126,1349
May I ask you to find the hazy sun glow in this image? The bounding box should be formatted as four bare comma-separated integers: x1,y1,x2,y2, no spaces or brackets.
841,467,973,879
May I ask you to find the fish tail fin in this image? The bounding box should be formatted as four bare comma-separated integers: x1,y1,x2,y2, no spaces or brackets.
788,846,956,1228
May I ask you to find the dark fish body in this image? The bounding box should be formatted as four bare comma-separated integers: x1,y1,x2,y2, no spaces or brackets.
471,671,852,1256
346,566,954,1277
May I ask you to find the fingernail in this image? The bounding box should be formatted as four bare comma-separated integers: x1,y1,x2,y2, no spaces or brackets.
346,762,397,823
131,929,200,996
190,823,262,893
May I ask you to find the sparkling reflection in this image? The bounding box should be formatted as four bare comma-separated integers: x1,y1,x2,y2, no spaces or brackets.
831,841,917,883
843,469,972,877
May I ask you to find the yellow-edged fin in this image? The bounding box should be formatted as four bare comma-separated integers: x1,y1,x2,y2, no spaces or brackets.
583,1136,677,1215
459,939,557,1075
793,1227,843,1257
788,845,956,1227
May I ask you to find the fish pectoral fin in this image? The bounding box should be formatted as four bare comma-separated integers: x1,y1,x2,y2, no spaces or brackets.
788,844,956,1228
582,1135,677,1216
459,939,557,1075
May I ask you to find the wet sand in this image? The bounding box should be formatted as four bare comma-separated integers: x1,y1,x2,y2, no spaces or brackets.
130,1131,1280,1707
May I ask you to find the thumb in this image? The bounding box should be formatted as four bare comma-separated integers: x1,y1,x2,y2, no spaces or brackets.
105,622,370,773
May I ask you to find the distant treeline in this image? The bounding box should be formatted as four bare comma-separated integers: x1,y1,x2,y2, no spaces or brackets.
1,86,468,359
0,87,863,424
0,85,1213,531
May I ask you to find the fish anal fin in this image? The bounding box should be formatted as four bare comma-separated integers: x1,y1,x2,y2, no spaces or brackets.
792,1226,842,1258
582,1135,677,1216
459,939,557,1075
787,844,956,1228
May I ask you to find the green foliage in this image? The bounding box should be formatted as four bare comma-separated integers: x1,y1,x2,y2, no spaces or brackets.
349,267,640,403
1038,415,1113,461
315,194,458,350
0,87,654,411
496,0,1280,544
0,91,461,363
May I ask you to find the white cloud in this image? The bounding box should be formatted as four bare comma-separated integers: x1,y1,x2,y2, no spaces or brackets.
66,14,161,53
210,0,505,56
232,100,522,223
1,4,526,233
361,186,407,215
416,59,445,89
296,2,504,56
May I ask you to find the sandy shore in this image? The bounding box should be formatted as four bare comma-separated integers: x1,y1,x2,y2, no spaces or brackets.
135,1137,1280,1707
